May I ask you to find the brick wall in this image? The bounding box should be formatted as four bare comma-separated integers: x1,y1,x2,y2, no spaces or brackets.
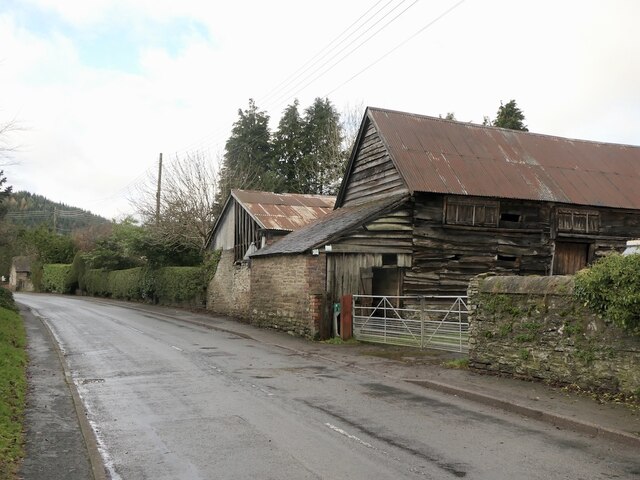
206,249,250,318
468,274,640,396
249,253,327,338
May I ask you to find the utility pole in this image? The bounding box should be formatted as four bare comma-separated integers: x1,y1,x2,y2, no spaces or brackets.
156,153,163,225
53,207,57,233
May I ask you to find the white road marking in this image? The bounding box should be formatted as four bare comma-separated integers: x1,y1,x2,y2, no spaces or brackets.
171,345,183,351
127,326,144,334
325,423,373,448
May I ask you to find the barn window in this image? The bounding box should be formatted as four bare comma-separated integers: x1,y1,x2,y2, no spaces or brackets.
500,212,521,223
445,197,499,227
557,209,599,234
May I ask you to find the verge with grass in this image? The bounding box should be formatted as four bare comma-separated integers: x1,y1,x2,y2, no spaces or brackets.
0,291,27,479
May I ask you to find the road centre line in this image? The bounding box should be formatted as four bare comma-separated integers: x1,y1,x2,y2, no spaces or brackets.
325,423,373,448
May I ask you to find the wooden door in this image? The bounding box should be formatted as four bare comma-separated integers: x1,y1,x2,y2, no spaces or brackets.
553,242,589,274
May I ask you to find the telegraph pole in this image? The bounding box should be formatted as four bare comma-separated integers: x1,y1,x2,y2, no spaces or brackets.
156,153,163,225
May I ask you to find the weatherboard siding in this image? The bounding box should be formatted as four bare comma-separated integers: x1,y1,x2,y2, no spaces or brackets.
341,122,407,207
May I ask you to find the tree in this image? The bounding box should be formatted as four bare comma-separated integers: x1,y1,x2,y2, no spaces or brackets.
272,100,305,193
301,97,344,195
0,171,12,220
486,100,528,131
440,112,457,121
131,152,218,254
19,225,76,264
83,218,143,270
340,102,365,159
217,99,279,205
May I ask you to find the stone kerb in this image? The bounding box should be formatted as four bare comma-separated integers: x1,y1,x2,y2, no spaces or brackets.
467,274,640,396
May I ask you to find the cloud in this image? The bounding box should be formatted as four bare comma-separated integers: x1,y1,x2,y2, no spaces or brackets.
0,0,639,219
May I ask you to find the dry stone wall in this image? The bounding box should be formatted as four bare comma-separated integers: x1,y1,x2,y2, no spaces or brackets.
468,274,640,396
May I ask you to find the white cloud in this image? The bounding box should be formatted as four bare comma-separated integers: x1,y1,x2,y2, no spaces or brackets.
1,0,639,218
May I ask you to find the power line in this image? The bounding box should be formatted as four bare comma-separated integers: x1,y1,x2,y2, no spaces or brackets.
270,0,419,110
325,0,467,97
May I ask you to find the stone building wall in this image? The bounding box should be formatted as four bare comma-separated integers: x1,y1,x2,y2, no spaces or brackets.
206,249,250,319
249,253,326,338
468,274,640,396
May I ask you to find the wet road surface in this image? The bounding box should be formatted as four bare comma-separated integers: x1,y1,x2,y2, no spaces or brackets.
17,294,640,479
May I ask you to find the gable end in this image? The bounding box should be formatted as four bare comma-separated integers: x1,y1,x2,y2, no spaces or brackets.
339,117,408,208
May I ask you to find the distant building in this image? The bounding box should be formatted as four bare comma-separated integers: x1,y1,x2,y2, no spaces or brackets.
9,256,34,292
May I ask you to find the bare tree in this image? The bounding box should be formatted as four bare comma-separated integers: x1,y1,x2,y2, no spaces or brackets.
0,117,22,164
130,152,219,253
340,101,365,157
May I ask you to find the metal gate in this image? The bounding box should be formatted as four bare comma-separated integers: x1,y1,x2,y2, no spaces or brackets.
352,295,469,353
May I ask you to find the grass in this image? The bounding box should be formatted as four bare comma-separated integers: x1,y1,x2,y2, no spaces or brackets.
443,358,469,369
0,305,27,479
321,337,359,345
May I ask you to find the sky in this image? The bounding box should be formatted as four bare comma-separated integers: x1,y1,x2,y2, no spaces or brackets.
1,0,639,220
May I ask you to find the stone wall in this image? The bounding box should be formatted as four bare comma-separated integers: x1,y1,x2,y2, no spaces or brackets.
249,253,326,338
468,274,640,396
206,249,250,318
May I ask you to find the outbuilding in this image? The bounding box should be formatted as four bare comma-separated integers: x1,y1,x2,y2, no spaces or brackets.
206,189,335,318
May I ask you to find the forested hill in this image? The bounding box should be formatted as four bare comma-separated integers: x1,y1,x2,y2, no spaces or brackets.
4,191,110,233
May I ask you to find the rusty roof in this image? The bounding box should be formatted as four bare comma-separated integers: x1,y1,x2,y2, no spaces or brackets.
338,107,640,210
232,189,335,231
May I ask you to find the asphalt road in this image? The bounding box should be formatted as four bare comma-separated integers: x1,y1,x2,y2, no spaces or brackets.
16,294,640,480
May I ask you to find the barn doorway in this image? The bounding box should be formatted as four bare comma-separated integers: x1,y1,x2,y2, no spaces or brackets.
553,241,590,274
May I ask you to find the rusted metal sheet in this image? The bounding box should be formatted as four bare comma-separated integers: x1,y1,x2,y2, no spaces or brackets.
369,108,640,210
232,189,335,232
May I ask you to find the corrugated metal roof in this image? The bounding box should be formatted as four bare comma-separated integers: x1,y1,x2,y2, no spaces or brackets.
232,189,335,231
367,107,640,210
252,194,410,257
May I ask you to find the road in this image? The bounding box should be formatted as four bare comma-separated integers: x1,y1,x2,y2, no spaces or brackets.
16,294,639,480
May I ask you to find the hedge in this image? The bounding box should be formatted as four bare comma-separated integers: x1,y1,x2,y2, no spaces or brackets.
83,269,110,297
154,267,206,306
109,267,143,300
80,266,206,307
41,264,72,293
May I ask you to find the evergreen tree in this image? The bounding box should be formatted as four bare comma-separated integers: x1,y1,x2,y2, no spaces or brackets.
490,100,528,131
302,98,344,195
272,100,305,193
217,99,279,206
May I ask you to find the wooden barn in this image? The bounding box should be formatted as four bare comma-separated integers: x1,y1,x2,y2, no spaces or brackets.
206,189,335,318
252,106,640,322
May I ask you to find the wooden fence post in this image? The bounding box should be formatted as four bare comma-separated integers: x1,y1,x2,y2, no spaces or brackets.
341,294,353,340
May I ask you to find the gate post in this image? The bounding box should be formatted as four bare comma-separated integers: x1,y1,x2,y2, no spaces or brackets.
341,294,353,340
420,296,425,349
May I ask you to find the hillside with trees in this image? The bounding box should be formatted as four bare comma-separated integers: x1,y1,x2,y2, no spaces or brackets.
5,191,110,233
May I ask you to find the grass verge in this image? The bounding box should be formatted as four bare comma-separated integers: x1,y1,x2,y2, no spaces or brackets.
0,301,27,479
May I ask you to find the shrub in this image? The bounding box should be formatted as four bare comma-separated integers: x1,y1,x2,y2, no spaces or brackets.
41,264,72,294
0,288,17,312
108,268,143,300
66,253,87,293
575,253,640,333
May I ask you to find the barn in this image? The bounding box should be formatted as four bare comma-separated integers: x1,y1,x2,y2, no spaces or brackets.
250,107,640,337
